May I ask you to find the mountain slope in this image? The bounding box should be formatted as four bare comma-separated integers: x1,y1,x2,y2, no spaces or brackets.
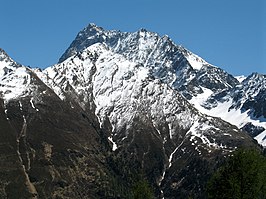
43,41,256,198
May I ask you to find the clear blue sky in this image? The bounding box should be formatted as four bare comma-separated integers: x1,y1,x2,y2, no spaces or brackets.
0,0,265,76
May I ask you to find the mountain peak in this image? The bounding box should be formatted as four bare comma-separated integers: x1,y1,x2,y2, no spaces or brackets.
138,28,148,32
245,72,266,82
0,48,5,53
87,22,97,28
0,48,21,70
59,23,111,63
83,23,104,33
0,48,9,60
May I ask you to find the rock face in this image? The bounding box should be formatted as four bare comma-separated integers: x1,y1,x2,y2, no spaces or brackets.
0,24,264,198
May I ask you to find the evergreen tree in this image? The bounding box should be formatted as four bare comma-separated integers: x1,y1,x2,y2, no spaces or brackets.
133,178,154,199
207,148,266,199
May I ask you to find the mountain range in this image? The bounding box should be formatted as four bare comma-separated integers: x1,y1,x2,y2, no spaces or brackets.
0,23,264,198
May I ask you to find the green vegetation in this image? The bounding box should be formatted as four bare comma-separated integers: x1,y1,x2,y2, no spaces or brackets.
207,148,266,199
132,178,154,199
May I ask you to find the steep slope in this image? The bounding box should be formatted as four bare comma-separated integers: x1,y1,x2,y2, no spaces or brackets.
0,49,126,199
43,43,256,198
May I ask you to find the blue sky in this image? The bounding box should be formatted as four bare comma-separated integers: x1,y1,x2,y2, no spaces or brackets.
0,0,265,76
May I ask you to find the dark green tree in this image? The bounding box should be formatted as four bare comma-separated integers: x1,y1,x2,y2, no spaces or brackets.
133,178,154,199
207,148,266,199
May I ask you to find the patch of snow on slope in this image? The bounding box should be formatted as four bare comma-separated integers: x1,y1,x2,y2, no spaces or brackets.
189,121,219,149
186,53,206,70
168,119,222,169
255,130,266,146
235,75,246,83
168,136,187,168
208,100,265,132
108,136,118,151
189,87,213,110
4,109,10,120
30,98,39,111
190,94,266,146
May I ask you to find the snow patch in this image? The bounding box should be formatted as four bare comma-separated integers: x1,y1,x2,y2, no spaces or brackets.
190,95,266,146
4,109,9,120
168,134,188,168
190,87,213,110
186,53,206,70
189,121,220,149
108,136,118,151
30,98,39,111
168,123,173,139
235,75,246,83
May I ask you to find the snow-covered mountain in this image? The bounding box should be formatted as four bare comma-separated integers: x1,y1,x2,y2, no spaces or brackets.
0,24,264,198
58,23,266,146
